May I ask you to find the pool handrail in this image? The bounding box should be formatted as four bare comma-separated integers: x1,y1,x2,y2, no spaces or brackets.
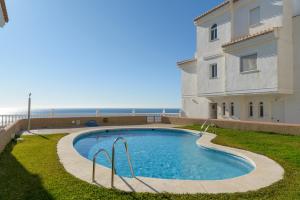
200,120,208,130
204,123,217,134
92,148,115,182
111,137,135,187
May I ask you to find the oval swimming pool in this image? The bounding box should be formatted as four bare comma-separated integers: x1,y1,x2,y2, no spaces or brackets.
73,129,254,180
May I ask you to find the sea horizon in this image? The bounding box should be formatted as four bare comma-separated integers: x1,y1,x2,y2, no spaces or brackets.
0,107,181,115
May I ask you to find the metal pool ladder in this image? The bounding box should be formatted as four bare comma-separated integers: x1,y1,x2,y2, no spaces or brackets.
92,137,135,188
92,148,114,182
200,120,217,134
111,137,135,187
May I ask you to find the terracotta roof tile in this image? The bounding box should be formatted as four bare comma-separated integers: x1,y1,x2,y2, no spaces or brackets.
194,1,230,22
177,58,197,66
222,28,275,48
194,0,242,22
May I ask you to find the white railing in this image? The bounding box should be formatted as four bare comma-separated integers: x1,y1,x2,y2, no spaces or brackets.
0,115,27,129
0,110,181,129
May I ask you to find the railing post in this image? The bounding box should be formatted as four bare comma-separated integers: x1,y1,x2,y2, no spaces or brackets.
162,108,166,116
27,93,32,131
50,109,54,118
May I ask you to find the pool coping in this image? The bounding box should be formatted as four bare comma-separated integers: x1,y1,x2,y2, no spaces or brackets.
57,125,284,194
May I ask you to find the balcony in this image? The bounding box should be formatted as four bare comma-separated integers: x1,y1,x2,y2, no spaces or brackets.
197,27,293,97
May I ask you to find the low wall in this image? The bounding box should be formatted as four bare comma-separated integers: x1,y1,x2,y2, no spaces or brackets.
0,120,27,153
28,116,148,129
0,116,148,154
162,116,300,136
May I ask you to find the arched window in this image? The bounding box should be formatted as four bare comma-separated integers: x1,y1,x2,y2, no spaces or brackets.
230,102,234,116
259,102,264,117
222,102,226,116
210,24,218,41
249,102,253,117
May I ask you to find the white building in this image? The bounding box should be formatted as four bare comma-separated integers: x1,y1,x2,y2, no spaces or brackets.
0,0,8,27
178,0,300,123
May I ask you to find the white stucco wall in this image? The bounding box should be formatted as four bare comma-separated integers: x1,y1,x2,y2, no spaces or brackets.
276,0,294,94
293,17,300,85
198,55,225,96
225,38,278,94
284,16,300,123
195,8,230,97
182,97,211,118
196,12,231,58
292,0,300,16
214,95,276,122
180,1,300,123
232,0,283,38
180,62,197,96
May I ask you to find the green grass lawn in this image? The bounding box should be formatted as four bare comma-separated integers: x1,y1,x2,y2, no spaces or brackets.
0,125,300,200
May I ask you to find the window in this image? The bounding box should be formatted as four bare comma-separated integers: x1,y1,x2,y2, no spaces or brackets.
230,102,234,116
249,102,253,117
259,102,264,117
222,103,226,116
210,64,218,79
250,7,260,26
240,54,258,73
210,24,218,41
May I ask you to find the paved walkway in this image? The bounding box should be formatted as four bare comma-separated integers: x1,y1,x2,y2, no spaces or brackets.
21,124,176,135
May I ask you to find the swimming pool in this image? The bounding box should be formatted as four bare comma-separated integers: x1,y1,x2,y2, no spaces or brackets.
73,128,254,180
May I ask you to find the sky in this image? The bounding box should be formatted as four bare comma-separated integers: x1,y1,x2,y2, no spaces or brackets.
0,0,224,109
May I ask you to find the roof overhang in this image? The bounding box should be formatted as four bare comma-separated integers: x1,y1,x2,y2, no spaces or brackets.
194,0,240,24
177,58,197,68
0,0,8,23
194,1,229,23
222,28,279,52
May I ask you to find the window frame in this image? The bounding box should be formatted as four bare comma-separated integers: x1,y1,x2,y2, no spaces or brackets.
210,24,218,42
209,63,218,79
222,102,226,116
240,53,258,73
249,7,261,27
249,102,253,117
259,102,264,118
230,102,234,116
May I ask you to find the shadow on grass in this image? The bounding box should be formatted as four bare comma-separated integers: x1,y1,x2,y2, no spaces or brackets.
24,131,51,140
0,142,54,200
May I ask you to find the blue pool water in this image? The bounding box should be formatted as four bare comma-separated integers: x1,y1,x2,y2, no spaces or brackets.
73,129,254,180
